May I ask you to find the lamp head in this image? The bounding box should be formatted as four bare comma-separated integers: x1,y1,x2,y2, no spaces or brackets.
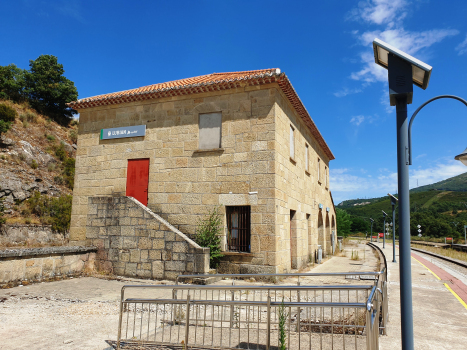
373,38,432,105
382,210,388,217
388,193,399,205
454,147,467,166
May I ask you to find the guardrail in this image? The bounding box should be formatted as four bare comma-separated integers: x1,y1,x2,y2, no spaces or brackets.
176,271,382,285
111,283,381,350
367,242,388,335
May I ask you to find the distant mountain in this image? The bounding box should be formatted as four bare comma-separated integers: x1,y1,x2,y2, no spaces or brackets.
338,172,467,208
410,172,467,193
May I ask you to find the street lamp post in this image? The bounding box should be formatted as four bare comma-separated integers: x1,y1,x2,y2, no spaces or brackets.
374,38,467,350
370,218,374,242
464,225,467,245
373,38,433,350
382,210,388,249
389,194,398,263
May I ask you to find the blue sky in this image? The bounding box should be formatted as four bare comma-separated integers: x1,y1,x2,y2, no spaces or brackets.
2,0,467,204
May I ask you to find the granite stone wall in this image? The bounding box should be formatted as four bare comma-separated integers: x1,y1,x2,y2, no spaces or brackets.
0,246,96,287
0,224,67,246
86,196,210,280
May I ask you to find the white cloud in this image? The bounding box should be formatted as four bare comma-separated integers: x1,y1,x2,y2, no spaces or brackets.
352,28,459,84
350,115,365,126
456,34,467,55
348,1,459,86
334,87,363,97
347,0,408,26
331,160,467,204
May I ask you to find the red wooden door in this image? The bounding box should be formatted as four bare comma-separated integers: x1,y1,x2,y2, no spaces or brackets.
126,159,150,206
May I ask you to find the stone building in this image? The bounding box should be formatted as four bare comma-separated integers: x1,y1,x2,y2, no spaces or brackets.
69,68,336,277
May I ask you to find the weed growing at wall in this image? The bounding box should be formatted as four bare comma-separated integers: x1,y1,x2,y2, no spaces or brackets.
195,207,224,268
278,299,288,350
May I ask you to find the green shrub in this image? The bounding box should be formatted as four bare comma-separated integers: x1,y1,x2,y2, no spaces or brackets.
46,134,55,142
26,192,72,233
25,111,37,123
54,176,64,185
0,198,6,226
63,157,75,189
0,120,11,136
0,103,17,122
194,207,224,268
22,121,29,128
30,159,38,169
55,142,67,161
47,163,55,172
278,299,288,350
69,130,77,144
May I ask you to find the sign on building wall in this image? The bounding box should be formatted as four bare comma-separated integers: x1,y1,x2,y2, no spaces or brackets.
100,125,146,140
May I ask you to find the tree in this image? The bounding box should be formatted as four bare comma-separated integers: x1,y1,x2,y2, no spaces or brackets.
25,55,78,124
0,103,17,137
0,64,26,102
351,215,369,233
336,208,352,237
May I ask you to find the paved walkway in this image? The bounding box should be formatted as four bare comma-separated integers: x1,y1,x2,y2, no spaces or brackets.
376,242,467,350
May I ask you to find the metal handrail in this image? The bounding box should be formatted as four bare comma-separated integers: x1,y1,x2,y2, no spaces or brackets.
176,271,383,285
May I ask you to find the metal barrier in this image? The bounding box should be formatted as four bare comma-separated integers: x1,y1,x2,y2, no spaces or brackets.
176,271,383,286
176,268,388,337
112,283,382,350
366,242,388,335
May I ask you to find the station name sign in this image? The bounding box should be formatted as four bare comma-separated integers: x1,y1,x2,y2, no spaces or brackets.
100,125,146,140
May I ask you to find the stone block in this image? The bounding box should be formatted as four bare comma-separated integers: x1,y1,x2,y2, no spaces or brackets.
138,237,152,249
130,249,141,263
152,261,164,279
125,263,137,276
149,250,162,260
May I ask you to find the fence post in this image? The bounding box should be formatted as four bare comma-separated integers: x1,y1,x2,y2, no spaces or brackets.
266,296,271,350
117,287,125,350
185,294,191,348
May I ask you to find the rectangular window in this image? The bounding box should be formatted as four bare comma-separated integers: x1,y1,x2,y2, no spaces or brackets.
226,206,251,253
325,166,328,187
305,144,309,172
199,112,222,149
317,158,321,183
290,125,295,159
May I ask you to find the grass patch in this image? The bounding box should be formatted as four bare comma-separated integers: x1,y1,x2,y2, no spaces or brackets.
412,243,467,263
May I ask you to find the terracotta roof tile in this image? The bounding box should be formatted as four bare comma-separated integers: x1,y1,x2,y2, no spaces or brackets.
69,69,334,160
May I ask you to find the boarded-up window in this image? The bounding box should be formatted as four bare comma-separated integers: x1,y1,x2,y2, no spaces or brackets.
199,112,222,149
290,125,295,159
305,144,309,171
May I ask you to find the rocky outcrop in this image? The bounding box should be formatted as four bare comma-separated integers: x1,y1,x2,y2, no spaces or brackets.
0,168,60,208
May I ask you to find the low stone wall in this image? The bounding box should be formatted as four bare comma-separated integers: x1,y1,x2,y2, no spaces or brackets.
86,196,210,280
0,224,67,246
0,246,97,287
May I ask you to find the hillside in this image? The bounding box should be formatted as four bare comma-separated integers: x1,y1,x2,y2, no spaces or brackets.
410,172,467,193
0,100,77,225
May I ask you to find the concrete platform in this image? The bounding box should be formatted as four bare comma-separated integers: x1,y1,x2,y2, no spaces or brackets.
375,242,467,350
